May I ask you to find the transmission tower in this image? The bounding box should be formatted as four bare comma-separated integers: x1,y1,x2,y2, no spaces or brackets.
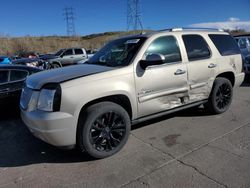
63,7,76,36
127,0,143,31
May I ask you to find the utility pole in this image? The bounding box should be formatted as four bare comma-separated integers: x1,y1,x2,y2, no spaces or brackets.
127,0,143,31
63,7,76,36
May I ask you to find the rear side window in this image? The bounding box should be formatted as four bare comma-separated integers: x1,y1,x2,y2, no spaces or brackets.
182,35,211,61
209,34,241,56
0,70,9,84
10,70,28,82
75,49,83,55
146,36,182,63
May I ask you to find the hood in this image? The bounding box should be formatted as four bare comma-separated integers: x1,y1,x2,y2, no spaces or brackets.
40,54,59,60
12,58,42,64
26,64,114,90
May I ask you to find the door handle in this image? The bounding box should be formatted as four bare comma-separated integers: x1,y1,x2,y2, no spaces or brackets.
70,57,74,58
174,69,186,75
208,63,217,68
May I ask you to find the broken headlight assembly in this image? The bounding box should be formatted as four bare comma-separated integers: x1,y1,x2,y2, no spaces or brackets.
37,84,61,112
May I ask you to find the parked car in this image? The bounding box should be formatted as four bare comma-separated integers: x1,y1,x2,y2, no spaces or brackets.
78,49,99,64
40,48,88,68
234,35,250,74
0,56,11,64
17,51,39,59
244,54,250,74
234,35,250,56
20,28,245,159
0,65,41,101
12,57,51,70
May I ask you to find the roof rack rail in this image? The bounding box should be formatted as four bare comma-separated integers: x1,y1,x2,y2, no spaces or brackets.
159,27,224,32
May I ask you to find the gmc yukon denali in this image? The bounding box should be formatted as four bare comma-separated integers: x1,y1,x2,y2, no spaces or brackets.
20,28,245,158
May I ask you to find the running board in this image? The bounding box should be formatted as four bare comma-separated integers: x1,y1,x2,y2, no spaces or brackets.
132,100,207,125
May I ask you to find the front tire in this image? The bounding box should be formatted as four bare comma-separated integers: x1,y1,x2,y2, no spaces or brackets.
51,63,61,69
205,77,233,114
77,102,131,159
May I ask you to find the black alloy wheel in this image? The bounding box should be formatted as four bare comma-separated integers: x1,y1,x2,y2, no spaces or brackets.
215,83,232,111
90,111,126,152
205,77,233,114
77,102,131,159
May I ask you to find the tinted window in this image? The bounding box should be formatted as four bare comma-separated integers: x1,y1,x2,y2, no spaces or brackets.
209,34,241,56
88,37,146,67
75,49,83,55
146,36,182,63
182,35,210,61
10,70,28,82
0,70,9,84
55,49,65,56
63,49,73,56
238,38,247,49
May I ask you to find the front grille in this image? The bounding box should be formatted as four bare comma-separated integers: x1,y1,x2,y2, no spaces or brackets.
20,86,33,110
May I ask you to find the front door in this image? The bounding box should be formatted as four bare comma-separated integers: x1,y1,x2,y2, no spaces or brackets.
73,48,87,63
135,35,189,118
61,49,74,65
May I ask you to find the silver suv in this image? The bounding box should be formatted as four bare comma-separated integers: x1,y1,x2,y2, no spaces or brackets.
20,28,245,158
41,48,88,68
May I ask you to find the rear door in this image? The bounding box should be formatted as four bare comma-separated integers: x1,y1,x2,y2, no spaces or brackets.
182,34,216,102
73,48,87,63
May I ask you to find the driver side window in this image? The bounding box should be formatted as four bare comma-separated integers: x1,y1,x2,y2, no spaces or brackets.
146,36,182,64
63,49,73,56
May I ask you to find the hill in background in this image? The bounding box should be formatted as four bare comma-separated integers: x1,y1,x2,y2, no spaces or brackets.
0,31,143,56
0,29,249,56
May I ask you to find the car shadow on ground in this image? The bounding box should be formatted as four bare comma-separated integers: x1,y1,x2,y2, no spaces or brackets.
132,106,211,131
0,101,210,167
0,100,94,168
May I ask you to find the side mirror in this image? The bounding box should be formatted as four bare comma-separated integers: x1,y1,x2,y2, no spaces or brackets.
140,53,165,69
60,54,64,58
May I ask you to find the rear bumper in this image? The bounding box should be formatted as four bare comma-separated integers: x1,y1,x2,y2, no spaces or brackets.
235,72,245,87
21,109,77,147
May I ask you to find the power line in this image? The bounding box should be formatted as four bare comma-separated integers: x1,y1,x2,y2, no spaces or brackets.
127,0,143,31
63,7,76,36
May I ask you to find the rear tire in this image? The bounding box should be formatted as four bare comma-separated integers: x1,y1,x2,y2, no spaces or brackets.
205,77,233,114
77,102,131,159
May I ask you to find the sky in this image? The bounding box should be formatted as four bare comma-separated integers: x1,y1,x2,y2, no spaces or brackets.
0,0,249,37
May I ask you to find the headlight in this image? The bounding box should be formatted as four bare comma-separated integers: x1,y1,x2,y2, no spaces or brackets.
37,84,61,112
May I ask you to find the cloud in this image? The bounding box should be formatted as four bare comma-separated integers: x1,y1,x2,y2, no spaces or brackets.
228,17,240,22
189,18,250,31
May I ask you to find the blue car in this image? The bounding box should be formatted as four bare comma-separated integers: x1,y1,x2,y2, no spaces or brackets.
0,56,11,64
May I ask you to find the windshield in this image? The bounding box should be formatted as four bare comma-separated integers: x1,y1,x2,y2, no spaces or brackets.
54,49,65,56
87,37,146,67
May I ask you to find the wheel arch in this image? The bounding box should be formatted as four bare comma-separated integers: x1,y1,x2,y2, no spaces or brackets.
216,71,235,87
78,94,133,121
76,94,133,148
52,61,62,67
